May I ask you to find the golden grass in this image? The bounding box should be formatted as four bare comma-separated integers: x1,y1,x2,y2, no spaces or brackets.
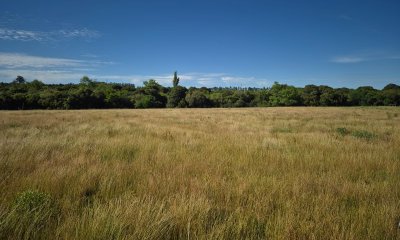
0,107,399,239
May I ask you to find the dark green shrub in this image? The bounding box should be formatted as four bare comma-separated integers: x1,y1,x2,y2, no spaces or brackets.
336,127,350,136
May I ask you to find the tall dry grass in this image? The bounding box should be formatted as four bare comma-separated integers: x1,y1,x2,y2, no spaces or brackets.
0,107,399,239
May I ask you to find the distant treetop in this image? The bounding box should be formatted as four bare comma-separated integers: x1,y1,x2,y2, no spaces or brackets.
12,76,26,84
172,71,180,87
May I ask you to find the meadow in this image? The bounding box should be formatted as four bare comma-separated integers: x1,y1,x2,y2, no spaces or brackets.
0,107,399,239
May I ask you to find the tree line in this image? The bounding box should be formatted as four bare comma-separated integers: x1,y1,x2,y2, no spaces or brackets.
0,73,399,110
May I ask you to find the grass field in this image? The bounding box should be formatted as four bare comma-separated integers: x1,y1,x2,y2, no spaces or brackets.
0,107,399,239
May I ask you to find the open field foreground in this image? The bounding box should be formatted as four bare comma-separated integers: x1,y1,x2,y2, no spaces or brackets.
0,107,399,239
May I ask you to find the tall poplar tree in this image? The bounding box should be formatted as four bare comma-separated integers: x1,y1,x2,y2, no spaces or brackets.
172,71,180,87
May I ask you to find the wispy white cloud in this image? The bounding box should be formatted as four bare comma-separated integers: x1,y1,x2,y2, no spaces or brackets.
0,53,269,87
331,52,400,64
92,73,269,87
0,69,86,84
0,27,100,42
0,28,43,41
0,52,115,83
0,52,112,69
0,52,85,68
0,68,270,87
331,56,366,63
57,29,100,39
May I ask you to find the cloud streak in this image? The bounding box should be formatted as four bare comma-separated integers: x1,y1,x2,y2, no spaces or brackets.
0,52,269,87
0,69,270,87
0,52,85,68
95,73,269,87
0,69,87,84
96,73,270,87
331,56,366,63
331,53,400,63
0,52,112,69
0,27,100,42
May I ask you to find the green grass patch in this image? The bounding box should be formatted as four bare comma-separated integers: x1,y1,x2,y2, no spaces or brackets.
336,127,376,141
336,127,350,136
0,190,59,239
351,130,376,141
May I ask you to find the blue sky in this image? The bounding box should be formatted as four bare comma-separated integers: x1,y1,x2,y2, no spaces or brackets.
0,0,399,88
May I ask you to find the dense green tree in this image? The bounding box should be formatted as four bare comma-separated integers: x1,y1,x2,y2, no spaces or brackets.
333,88,351,106
143,79,164,92
232,91,255,107
132,80,166,108
38,91,68,109
105,91,133,108
253,90,271,107
383,83,400,91
316,86,333,106
302,85,320,106
80,76,96,87
269,82,302,106
133,94,158,108
185,90,212,108
167,86,187,108
348,86,381,106
382,83,400,106
0,76,398,109
29,80,45,90
209,90,235,107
